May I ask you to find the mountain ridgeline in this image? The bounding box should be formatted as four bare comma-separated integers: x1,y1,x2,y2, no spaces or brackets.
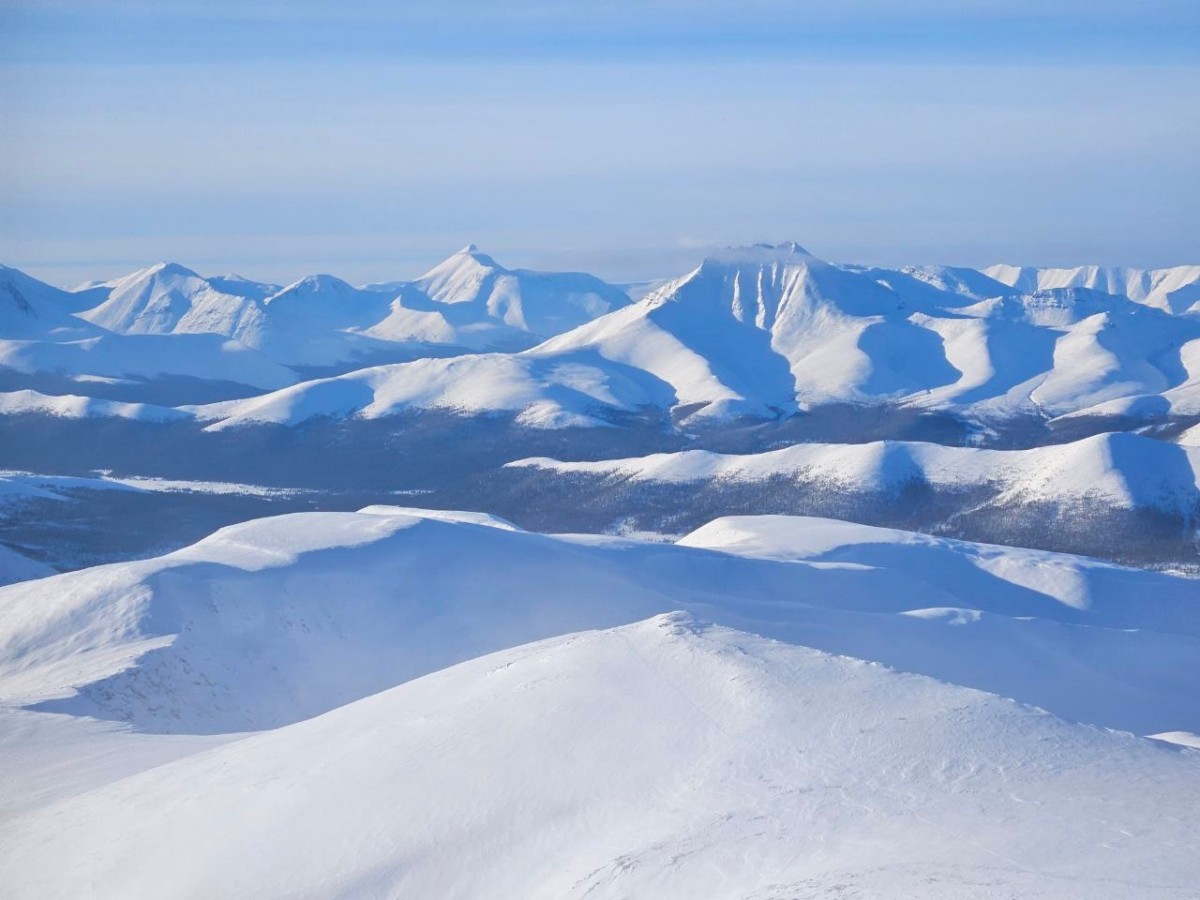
3,243,1200,573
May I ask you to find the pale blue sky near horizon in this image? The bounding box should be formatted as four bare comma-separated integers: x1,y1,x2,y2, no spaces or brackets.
2,1,1198,287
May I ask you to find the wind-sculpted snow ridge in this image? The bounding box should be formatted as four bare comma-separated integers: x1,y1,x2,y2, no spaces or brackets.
2,507,1198,737
0,509,1198,897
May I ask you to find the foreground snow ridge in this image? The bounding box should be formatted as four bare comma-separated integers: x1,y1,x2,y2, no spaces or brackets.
6,613,1199,898
1,507,1198,897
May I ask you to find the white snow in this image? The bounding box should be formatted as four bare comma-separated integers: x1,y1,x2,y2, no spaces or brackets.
191,351,674,429
0,264,98,340
368,244,632,350
511,430,1200,512
0,389,189,422
187,245,1200,428
0,508,1198,896
5,613,1199,898
0,469,303,504
986,263,1200,314
0,332,297,390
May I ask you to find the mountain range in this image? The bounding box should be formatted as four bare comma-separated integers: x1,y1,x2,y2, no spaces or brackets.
5,243,1200,896
5,242,1200,571
5,244,1200,424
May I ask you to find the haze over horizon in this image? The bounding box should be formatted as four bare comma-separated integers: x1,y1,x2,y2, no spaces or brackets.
2,1,1198,286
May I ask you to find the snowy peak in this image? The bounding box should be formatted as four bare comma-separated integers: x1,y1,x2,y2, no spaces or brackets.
367,246,633,350
415,245,504,304
262,274,394,335
78,261,253,336
267,273,359,300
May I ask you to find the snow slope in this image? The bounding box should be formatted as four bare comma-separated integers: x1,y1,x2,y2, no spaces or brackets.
1,508,1199,896
0,388,189,422
0,264,99,339
191,350,674,429
4,613,1198,899
78,262,268,336
985,263,1200,314
0,332,297,391
512,430,1200,513
2,507,1197,736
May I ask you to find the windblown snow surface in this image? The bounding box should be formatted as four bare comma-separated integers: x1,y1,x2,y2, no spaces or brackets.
1,507,1198,897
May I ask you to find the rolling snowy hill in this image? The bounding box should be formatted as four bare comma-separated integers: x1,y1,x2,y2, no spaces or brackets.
1,508,1198,897
512,430,1200,513
497,431,1200,564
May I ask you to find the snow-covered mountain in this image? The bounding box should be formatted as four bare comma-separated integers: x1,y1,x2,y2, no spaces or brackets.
985,263,1200,314
535,242,973,418
6,242,1200,896
190,350,674,429
0,264,98,339
50,250,634,368
364,244,632,350
189,243,1200,429
3,505,1196,736
8,246,1200,429
73,263,403,368
1,508,1197,896
78,262,269,336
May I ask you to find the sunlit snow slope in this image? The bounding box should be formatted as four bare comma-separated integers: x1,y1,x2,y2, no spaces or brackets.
0,508,1198,897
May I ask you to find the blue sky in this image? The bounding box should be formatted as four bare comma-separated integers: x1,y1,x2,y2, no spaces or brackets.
2,1,1198,285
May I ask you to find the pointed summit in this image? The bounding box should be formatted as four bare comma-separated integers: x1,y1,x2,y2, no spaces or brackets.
416,246,505,305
